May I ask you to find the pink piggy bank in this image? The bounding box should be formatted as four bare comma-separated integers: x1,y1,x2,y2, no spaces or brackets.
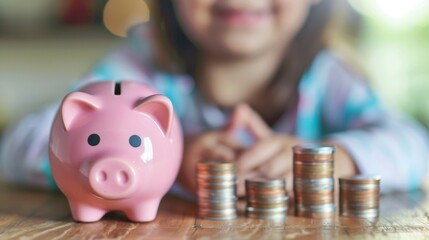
49,81,183,222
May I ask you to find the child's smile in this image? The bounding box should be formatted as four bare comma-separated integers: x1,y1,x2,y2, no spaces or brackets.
213,2,272,29
174,0,317,58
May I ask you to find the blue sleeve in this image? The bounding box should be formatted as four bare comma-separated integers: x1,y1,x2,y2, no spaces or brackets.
319,53,429,192
0,103,59,189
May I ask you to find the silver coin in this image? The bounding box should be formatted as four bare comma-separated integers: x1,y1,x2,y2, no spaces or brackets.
247,196,289,203
340,209,379,218
340,202,379,209
198,199,237,206
245,178,286,188
296,204,336,212
294,183,334,191
293,144,335,155
197,173,236,181
246,206,288,213
197,191,236,196
197,180,237,187
294,178,334,184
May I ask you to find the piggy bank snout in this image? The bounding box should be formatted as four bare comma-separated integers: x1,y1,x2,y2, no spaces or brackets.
88,158,138,200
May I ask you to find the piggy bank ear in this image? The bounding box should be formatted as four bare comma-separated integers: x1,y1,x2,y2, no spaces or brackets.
134,94,173,137
61,92,101,131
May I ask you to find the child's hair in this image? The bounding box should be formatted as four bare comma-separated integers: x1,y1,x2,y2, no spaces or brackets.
149,0,361,111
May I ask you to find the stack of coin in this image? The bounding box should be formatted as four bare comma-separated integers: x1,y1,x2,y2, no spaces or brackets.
196,160,238,220
339,175,381,218
293,145,336,218
245,178,288,219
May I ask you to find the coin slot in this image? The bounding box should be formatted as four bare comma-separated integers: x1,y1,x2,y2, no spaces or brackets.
114,82,121,95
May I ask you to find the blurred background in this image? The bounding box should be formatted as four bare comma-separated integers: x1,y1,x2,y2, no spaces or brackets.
0,0,429,133
348,0,429,127
0,0,122,133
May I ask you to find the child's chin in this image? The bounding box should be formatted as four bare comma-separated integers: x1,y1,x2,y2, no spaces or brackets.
212,39,272,58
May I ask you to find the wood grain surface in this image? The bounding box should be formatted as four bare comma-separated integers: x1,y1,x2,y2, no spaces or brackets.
1,180,429,239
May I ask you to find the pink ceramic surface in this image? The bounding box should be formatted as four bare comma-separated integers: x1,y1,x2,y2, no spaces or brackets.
49,81,183,222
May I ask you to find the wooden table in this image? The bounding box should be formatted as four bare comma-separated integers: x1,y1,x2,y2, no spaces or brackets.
1,181,429,239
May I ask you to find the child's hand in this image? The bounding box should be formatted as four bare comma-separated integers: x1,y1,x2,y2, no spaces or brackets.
177,130,243,195
237,134,300,195
227,104,300,195
228,104,358,196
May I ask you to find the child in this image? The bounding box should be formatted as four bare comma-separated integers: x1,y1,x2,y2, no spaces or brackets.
1,0,428,196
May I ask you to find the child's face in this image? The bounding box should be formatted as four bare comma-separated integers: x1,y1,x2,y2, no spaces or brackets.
174,0,318,58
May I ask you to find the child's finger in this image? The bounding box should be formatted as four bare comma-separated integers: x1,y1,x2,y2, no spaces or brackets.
205,142,237,162
237,137,283,174
218,132,245,151
285,171,293,196
257,148,292,178
227,103,271,141
237,170,260,197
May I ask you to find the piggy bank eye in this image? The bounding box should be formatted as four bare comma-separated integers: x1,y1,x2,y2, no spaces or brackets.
129,135,142,148
88,134,101,146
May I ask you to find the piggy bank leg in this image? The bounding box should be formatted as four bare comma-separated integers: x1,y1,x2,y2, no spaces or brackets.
124,198,161,222
69,200,106,222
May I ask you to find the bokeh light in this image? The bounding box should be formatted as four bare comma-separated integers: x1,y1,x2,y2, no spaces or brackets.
348,0,429,127
103,0,149,37
349,0,429,28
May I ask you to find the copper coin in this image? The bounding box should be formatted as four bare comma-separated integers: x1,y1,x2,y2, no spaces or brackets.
295,196,334,205
294,184,334,191
295,200,334,206
246,190,287,197
295,195,335,202
197,193,237,200
197,179,237,187
293,165,334,173
197,172,237,179
340,193,380,201
247,201,288,207
340,206,379,212
246,206,288,213
294,177,334,184
340,188,380,195
294,161,334,166
294,156,334,163
339,175,381,185
245,178,286,188
247,195,288,202
245,184,286,190
196,168,236,174
247,203,288,210
294,188,334,195
294,173,334,179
